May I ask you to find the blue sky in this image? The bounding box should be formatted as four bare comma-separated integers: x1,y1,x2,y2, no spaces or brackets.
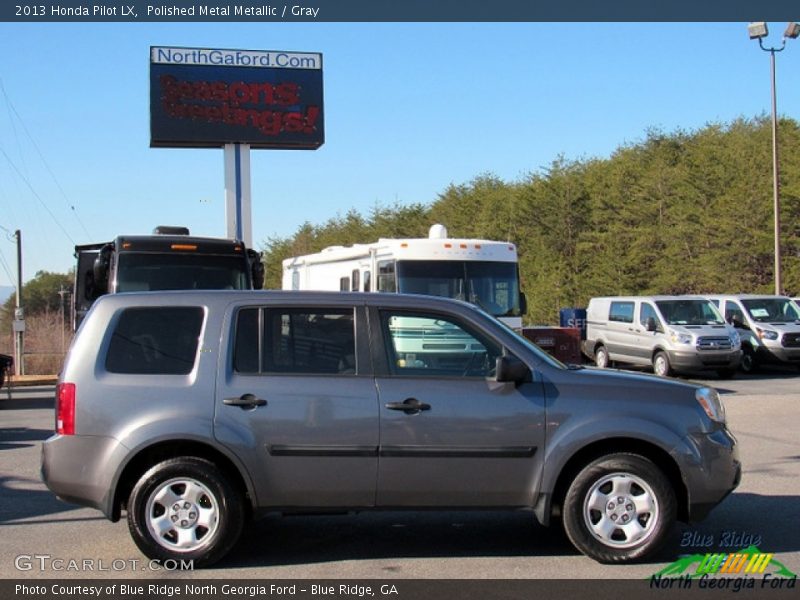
0,22,798,285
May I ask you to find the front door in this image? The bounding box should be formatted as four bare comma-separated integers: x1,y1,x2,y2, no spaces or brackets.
373,310,545,507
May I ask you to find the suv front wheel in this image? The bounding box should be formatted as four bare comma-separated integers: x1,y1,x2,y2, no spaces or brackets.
127,457,244,568
563,453,676,563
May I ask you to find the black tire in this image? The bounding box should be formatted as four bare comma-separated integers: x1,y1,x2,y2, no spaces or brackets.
594,345,610,369
127,457,244,568
652,351,672,377
740,346,757,374
562,453,676,563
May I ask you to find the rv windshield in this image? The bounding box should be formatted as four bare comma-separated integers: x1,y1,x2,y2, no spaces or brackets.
116,253,250,292
396,260,521,318
655,299,725,326
742,298,800,323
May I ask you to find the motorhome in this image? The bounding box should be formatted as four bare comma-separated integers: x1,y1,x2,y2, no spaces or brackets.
282,224,526,329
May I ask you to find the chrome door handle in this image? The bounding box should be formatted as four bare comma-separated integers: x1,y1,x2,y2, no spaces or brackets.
223,393,267,409
384,398,431,414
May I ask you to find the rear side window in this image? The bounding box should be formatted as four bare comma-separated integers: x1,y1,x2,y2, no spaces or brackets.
609,301,635,324
234,308,356,375
106,307,204,374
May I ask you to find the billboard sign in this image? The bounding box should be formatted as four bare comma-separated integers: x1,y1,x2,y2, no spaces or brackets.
150,46,324,149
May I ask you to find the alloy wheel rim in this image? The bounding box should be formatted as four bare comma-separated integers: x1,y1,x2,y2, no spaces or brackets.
583,472,659,549
145,477,220,553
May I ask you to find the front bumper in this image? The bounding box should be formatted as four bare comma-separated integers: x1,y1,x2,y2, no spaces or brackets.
757,344,800,366
682,426,741,522
668,349,741,372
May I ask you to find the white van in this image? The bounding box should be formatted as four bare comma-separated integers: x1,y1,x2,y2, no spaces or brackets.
707,295,800,373
585,296,741,377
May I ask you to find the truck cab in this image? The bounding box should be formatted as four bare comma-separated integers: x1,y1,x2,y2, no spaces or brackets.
74,226,264,329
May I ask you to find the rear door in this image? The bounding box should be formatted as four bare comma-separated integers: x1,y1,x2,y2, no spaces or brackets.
215,301,379,508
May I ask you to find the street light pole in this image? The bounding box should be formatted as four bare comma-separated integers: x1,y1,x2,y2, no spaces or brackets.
749,22,799,296
766,44,781,296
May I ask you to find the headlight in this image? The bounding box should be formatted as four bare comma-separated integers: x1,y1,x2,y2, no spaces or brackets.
730,330,741,348
756,328,778,341
696,387,726,424
670,331,693,345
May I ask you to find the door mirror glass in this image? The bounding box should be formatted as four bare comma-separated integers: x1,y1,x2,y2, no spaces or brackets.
495,355,530,384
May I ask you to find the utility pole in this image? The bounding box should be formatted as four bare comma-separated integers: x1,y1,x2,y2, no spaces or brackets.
13,230,25,377
58,286,70,355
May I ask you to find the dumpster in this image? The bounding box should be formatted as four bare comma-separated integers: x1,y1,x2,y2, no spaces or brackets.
521,327,582,364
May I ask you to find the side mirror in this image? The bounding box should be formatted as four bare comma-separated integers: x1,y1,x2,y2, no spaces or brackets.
519,292,528,315
92,244,113,296
247,249,265,290
646,317,658,332
728,315,746,330
495,355,530,385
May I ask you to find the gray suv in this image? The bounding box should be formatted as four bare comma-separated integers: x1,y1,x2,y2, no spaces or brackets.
42,291,740,566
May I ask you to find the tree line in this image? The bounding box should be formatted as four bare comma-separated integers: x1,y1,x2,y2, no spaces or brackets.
261,116,800,325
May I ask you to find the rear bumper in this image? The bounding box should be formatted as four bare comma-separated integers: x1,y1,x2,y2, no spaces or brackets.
41,434,126,520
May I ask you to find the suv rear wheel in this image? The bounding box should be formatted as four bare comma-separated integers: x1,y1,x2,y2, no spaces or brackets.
594,345,610,369
562,453,676,563
127,457,244,568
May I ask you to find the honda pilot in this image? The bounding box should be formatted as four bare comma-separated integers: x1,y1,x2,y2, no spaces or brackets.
42,291,740,566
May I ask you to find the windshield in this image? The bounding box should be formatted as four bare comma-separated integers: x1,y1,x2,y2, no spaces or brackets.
396,260,521,318
742,298,800,323
116,253,250,292
655,299,725,326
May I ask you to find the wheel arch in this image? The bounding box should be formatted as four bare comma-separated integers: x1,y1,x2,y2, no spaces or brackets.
650,346,671,361
111,439,254,522
543,437,688,525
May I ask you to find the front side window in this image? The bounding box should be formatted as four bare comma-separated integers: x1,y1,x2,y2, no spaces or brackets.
381,311,501,378
234,307,356,375
377,260,396,292
106,307,204,374
639,303,661,330
724,301,746,325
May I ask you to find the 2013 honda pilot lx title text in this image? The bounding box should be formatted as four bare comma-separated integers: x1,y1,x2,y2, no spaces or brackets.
42,291,740,567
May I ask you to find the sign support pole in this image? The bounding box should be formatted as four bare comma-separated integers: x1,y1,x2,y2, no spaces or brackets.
224,143,253,247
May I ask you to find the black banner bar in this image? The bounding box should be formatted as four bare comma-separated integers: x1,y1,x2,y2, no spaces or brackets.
2,0,799,23
3,578,799,600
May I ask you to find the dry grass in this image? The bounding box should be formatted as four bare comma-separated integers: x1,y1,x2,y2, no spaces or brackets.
0,310,72,375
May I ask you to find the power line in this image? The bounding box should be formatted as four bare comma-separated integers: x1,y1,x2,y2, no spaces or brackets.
0,78,91,240
0,147,76,245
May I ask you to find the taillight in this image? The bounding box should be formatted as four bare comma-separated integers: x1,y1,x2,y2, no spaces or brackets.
56,383,76,435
